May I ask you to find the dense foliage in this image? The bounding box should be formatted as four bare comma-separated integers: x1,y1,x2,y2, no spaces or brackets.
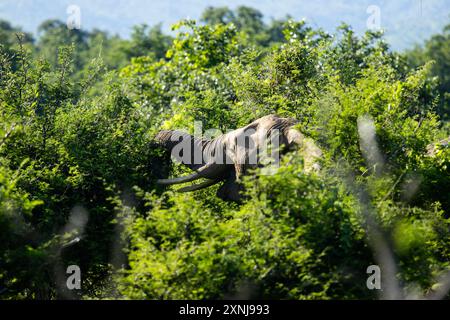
0,6,449,299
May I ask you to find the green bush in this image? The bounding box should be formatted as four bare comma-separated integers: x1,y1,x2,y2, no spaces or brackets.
1,10,449,300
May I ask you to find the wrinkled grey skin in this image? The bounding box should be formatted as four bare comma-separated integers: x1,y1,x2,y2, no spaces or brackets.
154,114,320,202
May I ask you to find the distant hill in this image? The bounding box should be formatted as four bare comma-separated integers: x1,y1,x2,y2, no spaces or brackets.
0,0,449,51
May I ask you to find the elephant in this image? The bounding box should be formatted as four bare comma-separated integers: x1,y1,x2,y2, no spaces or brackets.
154,114,322,201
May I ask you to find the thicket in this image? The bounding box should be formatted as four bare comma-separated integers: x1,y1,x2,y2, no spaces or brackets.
0,6,449,299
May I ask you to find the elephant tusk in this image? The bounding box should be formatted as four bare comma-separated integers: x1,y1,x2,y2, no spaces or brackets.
176,179,222,192
157,162,220,185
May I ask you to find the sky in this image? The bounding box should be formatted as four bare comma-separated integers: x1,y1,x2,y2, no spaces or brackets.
0,0,449,51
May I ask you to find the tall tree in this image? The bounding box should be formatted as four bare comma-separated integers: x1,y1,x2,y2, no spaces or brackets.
405,24,450,120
